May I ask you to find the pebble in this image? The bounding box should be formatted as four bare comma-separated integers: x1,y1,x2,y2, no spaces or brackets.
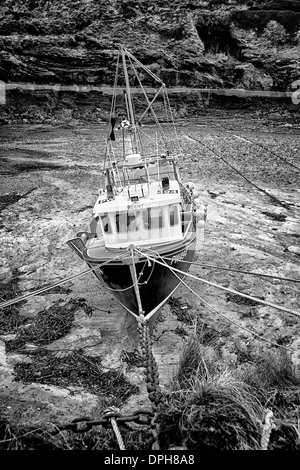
285,245,300,255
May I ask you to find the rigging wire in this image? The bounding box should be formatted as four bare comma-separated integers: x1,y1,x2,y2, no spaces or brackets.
103,51,120,171
138,127,165,153
163,85,183,156
127,53,168,149
137,85,164,125
124,48,164,85
125,54,145,153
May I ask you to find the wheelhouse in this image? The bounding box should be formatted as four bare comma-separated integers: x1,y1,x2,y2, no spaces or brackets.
92,202,183,248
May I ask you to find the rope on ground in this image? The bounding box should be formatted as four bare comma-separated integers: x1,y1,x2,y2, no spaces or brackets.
161,257,300,284
136,248,300,322
0,252,128,309
230,133,300,172
185,133,289,209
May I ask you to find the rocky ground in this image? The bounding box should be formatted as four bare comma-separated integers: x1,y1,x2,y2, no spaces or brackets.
0,112,300,441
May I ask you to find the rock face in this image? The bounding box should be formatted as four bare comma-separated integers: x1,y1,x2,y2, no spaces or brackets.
0,0,299,88
0,0,300,123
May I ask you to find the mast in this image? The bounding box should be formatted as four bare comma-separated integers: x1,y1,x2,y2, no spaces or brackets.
121,47,138,154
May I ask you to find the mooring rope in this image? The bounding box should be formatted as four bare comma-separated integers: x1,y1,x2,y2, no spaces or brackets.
139,249,298,353
185,133,289,209
0,252,127,309
100,260,152,293
230,133,300,172
111,417,125,450
160,257,300,284
103,407,126,450
135,249,300,320
166,261,296,353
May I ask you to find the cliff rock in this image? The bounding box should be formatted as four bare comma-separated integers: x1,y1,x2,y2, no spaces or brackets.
0,0,299,122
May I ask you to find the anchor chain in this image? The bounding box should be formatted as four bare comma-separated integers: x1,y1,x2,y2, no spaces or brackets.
52,408,153,434
138,316,165,450
50,317,165,450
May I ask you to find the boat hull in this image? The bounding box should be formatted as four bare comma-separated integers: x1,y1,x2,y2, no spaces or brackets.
93,243,195,317
67,233,196,323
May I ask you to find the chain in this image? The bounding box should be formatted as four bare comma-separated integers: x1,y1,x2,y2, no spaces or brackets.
52,408,154,434
138,316,165,450
51,316,165,450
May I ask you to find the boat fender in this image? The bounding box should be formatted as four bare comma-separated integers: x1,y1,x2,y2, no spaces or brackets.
195,208,205,221
192,189,199,199
196,219,205,243
193,197,201,206
80,232,89,245
197,219,205,228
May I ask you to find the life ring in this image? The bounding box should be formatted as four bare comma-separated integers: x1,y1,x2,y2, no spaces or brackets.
121,119,131,129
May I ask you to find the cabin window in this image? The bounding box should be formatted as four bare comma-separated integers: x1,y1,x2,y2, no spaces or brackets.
115,212,125,233
169,204,179,226
127,211,141,232
159,161,174,179
142,208,164,230
116,211,141,233
90,215,101,237
125,167,147,184
100,213,112,233
147,161,174,179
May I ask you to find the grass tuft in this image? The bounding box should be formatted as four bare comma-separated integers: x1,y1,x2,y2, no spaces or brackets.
159,334,262,450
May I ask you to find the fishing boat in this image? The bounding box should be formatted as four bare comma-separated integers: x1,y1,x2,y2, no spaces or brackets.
67,46,206,336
